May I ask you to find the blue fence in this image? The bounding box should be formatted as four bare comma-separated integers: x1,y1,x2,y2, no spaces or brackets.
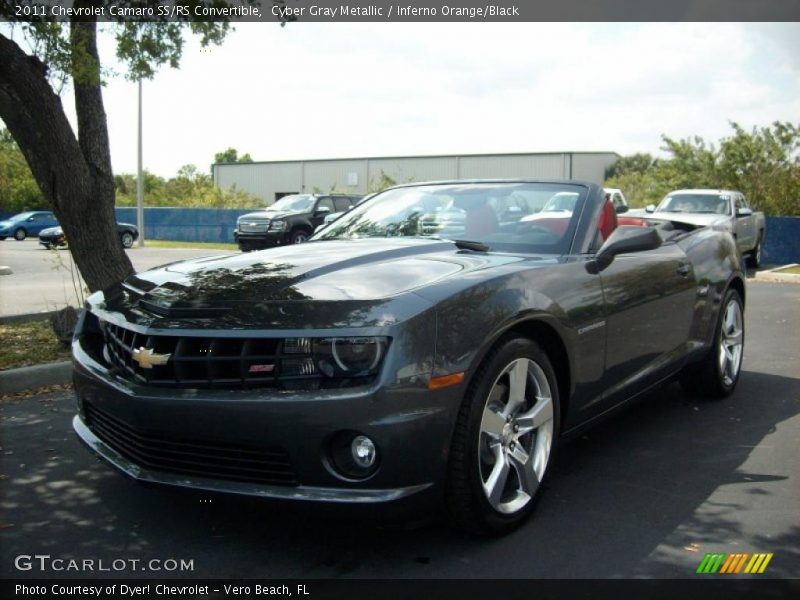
762,216,800,266
114,207,254,244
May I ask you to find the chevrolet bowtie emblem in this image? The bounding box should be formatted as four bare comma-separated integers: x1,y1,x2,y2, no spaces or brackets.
132,347,171,369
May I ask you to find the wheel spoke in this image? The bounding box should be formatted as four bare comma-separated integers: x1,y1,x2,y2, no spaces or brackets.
483,451,510,507
508,444,539,495
532,428,552,480
503,360,528,416
724,305,736,331
481,406,506,439
515,396,553,435
725,328,743,345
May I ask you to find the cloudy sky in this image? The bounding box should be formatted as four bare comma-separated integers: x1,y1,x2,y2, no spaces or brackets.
87,22,800,177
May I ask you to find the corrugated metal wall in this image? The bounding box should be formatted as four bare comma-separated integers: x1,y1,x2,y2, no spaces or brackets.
214,152,619,205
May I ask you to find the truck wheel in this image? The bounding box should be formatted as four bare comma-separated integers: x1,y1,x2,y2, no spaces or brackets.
13,228,26,241
289,229,310,244
446,336,559,535
746,235,762,268
680,288,744,399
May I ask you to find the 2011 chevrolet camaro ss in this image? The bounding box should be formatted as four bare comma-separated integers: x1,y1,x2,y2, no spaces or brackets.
72,180,746,534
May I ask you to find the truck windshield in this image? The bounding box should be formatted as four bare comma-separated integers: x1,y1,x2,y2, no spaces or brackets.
657,194,731,215
269,195,315,213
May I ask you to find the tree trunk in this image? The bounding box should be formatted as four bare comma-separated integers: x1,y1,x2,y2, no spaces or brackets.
0,22,135,294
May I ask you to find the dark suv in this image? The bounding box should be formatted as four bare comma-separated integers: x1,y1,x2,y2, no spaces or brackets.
235,194,362,252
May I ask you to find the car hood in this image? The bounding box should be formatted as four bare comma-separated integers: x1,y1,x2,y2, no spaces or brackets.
126,238,526,303
652,212,727,227
0,220,13,229
40,226,63,235
239,209,304,221
98,239,531,329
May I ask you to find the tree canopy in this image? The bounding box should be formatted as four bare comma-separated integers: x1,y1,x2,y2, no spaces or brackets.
605,121,800,215
0,4,260,291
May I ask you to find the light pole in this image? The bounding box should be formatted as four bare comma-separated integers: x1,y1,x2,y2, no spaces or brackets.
136,78,145,247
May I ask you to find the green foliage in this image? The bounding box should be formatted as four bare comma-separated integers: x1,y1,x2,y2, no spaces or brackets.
114,164,262,209
213,147,253,164
368,170,398,193
605,122,800,215
604,152,656,179
0,129,46,214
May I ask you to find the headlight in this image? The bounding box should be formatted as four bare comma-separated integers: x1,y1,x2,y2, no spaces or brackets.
269,220,288,231
313,337,388,377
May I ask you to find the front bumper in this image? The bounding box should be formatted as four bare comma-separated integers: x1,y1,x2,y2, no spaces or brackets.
71,331,456,508
234,231,287,247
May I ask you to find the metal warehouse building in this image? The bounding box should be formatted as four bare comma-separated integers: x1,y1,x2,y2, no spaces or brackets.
213,151,620,205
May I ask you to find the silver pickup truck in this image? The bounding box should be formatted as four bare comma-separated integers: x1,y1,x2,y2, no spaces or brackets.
645,189,766,266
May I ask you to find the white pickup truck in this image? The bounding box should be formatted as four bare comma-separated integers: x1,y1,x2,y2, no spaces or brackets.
645,189,766,266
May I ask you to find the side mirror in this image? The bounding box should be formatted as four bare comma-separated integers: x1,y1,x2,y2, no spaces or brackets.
645,204,656,213
314,206,331,217
27,216,35,222
586,226,662,274
615,205,629,214
736,207,753,217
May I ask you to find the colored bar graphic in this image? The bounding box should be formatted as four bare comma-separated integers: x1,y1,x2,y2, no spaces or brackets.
697,553,726,574
698,552,773,575
744,553,774,574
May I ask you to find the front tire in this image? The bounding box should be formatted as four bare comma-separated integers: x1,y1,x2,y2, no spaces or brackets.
120,231,135,248
13,228,26,241
680,288,744,398
289,229,310,244
446,336,559,535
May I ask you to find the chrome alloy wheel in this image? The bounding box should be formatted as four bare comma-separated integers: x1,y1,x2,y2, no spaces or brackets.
478,358,554,514
719,298,743,387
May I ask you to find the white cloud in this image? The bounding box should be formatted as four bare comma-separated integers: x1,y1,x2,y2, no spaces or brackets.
87,22,800,176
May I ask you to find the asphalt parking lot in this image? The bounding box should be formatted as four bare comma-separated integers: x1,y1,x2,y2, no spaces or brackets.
0,240,235,316
1,282,798,579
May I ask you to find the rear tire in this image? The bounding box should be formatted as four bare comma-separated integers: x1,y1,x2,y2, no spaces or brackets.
120,231,135,248
680,288,744,398
446,336,559,535
0,236,6,241
13,228,26,241
746,234,762,268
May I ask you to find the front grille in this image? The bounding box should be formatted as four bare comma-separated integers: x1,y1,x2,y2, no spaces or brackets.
84,402,298,486
101,322,322,389
238,219,269,233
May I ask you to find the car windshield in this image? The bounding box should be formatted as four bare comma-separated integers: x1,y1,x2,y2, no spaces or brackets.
657,194,731,215
268,195,315,213
13,212,34,220
313,182,587,254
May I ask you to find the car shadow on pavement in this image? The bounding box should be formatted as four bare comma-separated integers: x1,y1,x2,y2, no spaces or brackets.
1,369,799,579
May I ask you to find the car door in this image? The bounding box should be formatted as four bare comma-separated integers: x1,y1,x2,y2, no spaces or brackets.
28,212,52,235
311,197,335,228
597,241,697,409
734,194,755,252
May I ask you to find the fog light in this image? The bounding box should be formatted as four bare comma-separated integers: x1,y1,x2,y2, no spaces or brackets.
329,431,380,480
351,435,376,468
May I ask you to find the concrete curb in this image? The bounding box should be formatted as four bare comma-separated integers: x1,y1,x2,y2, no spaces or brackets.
0,361,72,395
0,309,61,325
754,263,800,284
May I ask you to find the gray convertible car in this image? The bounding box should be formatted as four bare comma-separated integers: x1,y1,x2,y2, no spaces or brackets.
71,180,745,534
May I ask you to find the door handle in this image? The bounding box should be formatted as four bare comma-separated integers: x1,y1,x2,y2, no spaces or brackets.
676,263,691,277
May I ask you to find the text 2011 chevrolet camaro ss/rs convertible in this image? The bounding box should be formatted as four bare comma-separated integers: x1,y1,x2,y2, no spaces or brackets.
72,180,746,534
